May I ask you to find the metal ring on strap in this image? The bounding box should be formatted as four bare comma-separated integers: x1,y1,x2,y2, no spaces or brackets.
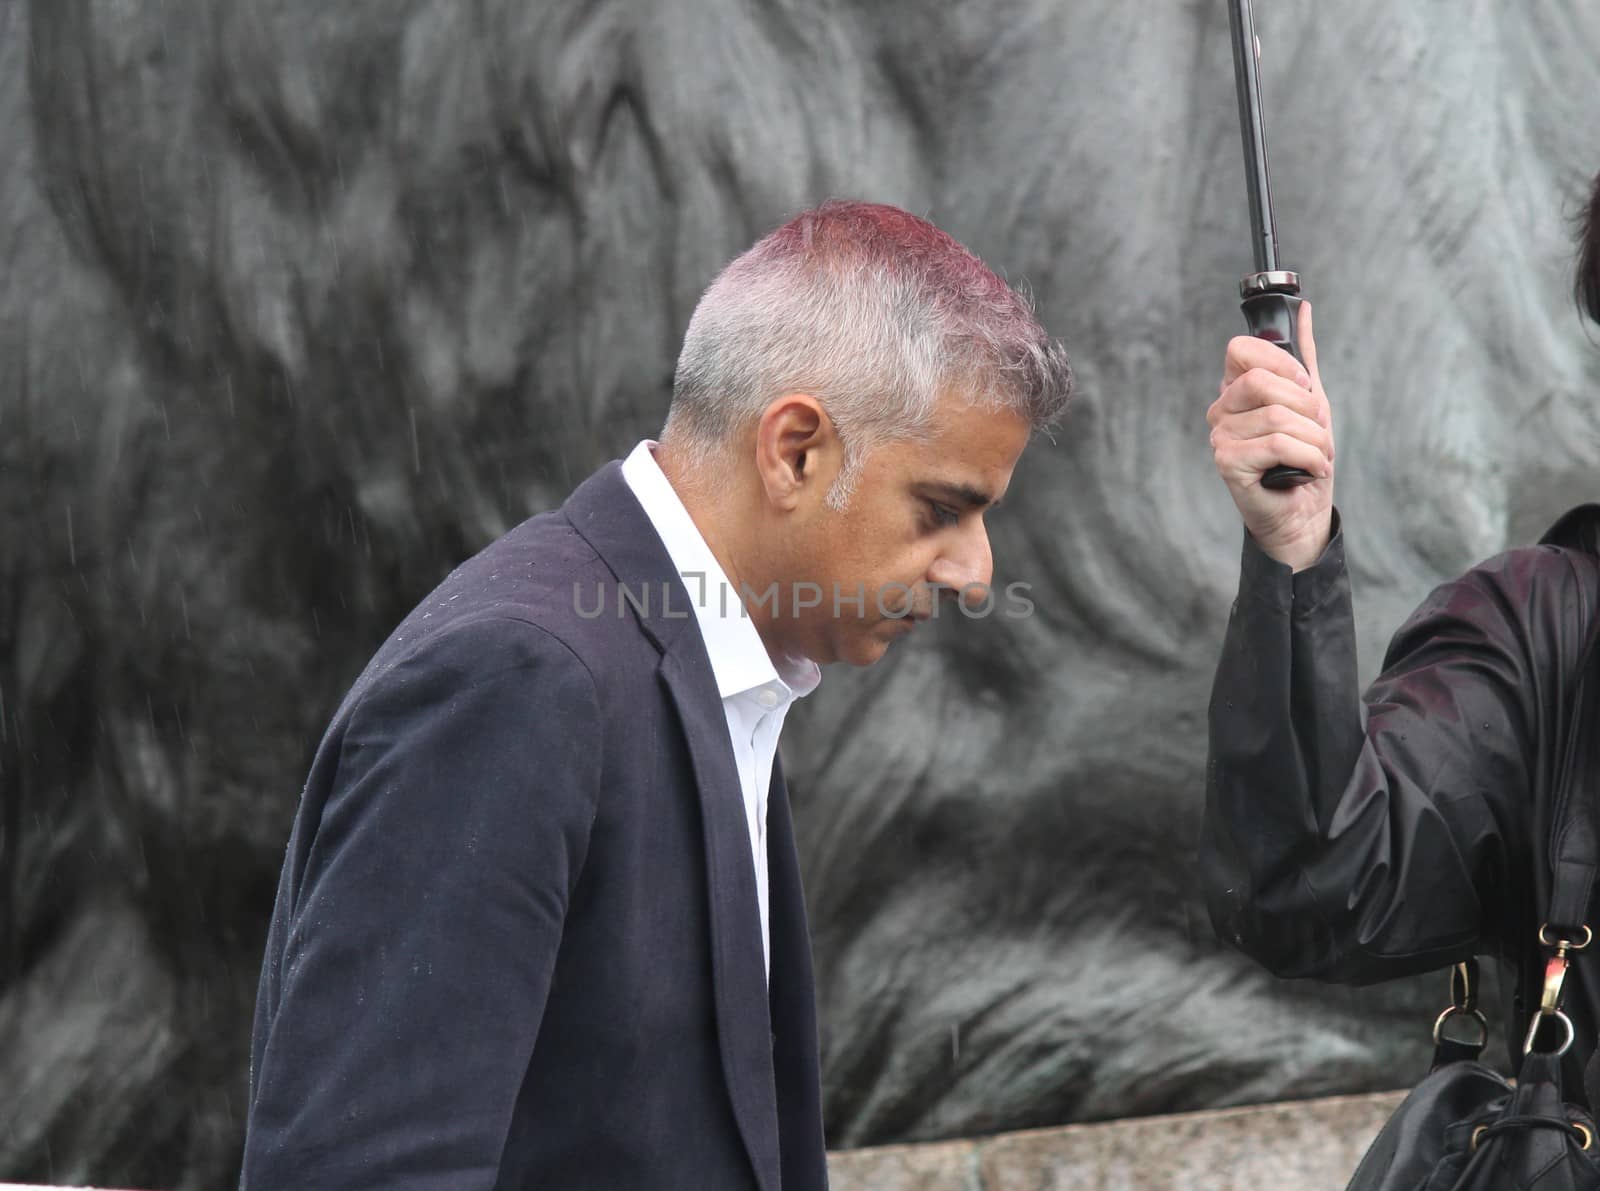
1539,924,1593,951
1524,1008,1577,1057
1432,1005,1488,1049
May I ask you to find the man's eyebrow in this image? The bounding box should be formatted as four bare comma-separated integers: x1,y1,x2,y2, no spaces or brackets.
921,481,1000,510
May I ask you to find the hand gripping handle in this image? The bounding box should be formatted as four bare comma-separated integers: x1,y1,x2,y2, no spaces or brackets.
1240,272,1314,490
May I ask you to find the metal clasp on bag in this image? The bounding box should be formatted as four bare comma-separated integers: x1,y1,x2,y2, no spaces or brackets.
1432,960,1488,1049
1523,923,1591,1056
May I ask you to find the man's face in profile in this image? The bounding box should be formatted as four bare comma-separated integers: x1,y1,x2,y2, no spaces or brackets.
786,396,1031,667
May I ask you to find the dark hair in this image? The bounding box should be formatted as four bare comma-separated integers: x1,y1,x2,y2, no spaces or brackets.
1579,169,1600,324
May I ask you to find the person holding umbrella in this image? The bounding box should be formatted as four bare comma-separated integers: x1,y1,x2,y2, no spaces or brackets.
1202,161,1600,1186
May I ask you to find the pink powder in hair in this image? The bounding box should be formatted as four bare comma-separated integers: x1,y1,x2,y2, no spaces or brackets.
764,200,1019,311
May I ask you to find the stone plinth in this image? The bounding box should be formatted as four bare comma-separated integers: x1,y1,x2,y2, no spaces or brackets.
828,1090,1407,1190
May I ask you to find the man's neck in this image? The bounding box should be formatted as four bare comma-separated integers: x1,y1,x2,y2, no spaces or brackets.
655,442,792,665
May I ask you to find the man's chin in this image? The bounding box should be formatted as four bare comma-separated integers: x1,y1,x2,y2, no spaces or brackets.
838,619,914,666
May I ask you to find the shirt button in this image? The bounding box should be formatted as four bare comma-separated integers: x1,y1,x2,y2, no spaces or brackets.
756,688,779,708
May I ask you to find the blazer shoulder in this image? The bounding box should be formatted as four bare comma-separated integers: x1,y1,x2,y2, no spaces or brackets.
344,607,602,735
363,508,668,704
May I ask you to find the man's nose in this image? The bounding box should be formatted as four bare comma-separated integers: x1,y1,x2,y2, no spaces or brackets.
928,524,994,607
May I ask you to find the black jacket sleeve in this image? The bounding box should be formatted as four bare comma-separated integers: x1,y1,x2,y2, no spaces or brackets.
1202,515,1598,985
241,615,602,1190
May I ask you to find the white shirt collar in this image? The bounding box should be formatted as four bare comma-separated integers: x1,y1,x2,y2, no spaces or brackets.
620,440,821,703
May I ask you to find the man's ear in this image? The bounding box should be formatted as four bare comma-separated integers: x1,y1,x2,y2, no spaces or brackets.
754,395,839,509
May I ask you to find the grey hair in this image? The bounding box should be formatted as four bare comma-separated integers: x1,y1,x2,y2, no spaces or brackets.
662,200,1073,508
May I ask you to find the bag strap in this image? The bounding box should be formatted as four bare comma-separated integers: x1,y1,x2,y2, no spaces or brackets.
1545,615,1600,933
1537,504,1600,931
1521,581,1600,1060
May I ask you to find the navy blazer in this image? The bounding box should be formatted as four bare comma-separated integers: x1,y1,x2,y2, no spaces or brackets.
241,463,828,1190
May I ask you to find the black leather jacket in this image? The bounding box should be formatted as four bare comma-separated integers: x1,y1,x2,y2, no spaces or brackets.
1204,505,1600,1077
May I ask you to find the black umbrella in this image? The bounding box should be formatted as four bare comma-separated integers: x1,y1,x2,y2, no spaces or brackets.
1227,0,1314,489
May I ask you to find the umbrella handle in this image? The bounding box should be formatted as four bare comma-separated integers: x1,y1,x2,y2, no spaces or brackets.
1240,271,1314,489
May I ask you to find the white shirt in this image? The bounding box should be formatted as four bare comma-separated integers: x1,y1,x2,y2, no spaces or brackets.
620,440,821,977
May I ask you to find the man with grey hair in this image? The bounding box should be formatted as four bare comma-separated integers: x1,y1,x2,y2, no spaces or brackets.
241,199,1071,1191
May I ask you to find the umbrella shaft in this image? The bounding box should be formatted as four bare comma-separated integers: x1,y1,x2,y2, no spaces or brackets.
1228,0,1279,274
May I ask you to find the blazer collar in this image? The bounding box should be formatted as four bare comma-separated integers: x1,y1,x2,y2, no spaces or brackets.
561,461,702,656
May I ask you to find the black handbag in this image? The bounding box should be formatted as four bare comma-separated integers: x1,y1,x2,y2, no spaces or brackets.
1346,622,1600,1190
1345,960,1600,1189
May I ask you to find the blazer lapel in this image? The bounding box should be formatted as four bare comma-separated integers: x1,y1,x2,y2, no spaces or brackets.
766,757,829,1189
660,639,783,1191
